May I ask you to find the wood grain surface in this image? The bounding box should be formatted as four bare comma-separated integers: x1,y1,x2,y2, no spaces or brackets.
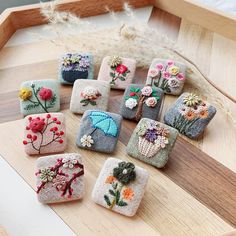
0,3,236,236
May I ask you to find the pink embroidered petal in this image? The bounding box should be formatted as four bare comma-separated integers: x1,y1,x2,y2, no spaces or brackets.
177,73,185,81
163,71,171,79
156,63,164,71
167,60,174,66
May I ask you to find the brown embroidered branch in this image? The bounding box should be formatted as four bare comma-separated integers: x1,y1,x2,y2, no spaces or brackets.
135,95,146,121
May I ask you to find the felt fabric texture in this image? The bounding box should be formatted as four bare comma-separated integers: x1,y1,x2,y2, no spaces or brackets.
59,53,94,85
126,118,178,168
70,79,110,114
76,110,122,153
120,84,164,122
36,153,84,204
23,113,66,155
19,79,60,116
97,56,136,90
146,58,186,95
164,93,217,139
92,157,149,217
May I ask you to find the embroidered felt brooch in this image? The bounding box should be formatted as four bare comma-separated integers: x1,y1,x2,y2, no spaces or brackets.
97,56,136,90
19,79,60,116
36,153,84,203
76,110,122,153
126,118,178,168
146,59,187,95
23,113,66,155
92,158,149,217
70,79,110,114
120,84,164,122
59,53,93,84
164,92,217,139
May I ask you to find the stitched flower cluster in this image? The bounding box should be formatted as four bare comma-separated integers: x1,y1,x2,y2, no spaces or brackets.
80,86,101,106
61,53,90,72
19,84,56,113
104,161,136,209
148,60,185,93
108,56,130,86
173,93,210,135
36,157,84,198
23,114,64,154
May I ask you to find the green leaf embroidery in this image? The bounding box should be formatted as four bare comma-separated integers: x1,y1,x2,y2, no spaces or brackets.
112,183,118,190
115,191,120,204
24,103,39,111
109,190,116,196
47,94,57,109
130,87,136,92
119,77,126,81
89,100,97,106
117,200,128,207
104,195,111,206
134,88,140,93
110,72,115,78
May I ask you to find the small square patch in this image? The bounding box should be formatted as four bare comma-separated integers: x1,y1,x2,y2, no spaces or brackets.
120,84,164,122
126,118,178,168
146,59,186,95
23,113,66,155
76,110,122,153
59,53,94,84
36,153,84,204
70,79,110,114
164,93,217,139
92,158,149,217
97,56,136,90
19,79,60,116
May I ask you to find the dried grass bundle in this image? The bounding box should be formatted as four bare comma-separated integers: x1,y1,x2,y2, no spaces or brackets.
40,1,236,127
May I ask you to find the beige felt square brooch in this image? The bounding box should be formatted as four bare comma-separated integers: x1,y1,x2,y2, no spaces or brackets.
92,158,149,217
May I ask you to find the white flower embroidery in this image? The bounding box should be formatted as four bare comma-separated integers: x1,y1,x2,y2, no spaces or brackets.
80,135,94,147
154,136,169,148
125,98,138,109
167,77,180,88
62,156,78,169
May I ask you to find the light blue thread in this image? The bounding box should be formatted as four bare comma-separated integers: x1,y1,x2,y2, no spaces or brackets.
89,111,118,137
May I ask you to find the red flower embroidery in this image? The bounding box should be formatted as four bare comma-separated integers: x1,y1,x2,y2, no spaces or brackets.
29,117,45,133
115,64,128,74
39,87,53,100
129,92,136,96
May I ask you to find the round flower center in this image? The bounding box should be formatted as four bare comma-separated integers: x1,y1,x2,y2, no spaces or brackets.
122,169,128,174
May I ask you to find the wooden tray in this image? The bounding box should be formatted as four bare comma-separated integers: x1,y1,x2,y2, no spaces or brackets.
0,0,236,235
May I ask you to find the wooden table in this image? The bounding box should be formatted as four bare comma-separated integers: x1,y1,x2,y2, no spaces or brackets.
0,2,235,236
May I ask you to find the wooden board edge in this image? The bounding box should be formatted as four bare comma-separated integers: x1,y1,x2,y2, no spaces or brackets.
0,0,153,51
154,0,236,42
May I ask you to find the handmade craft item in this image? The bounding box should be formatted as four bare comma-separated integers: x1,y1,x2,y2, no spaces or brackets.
59,53,93,84
19,79,60,116
146,59,187,95
36,153,84,203
120,84,164,122
70,79,110,114
126,118,178,168
164,92,217,139
97,56,136,90
76,110,122,153
92,158,149,217
23,113,66,155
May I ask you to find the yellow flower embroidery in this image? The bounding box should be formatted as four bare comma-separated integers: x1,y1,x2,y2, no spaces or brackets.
168,66,180,75
19,88,32,100
183,93,201,107
108,56,122,67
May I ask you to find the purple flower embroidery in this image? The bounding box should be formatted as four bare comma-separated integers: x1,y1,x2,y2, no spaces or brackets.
145,130,158,142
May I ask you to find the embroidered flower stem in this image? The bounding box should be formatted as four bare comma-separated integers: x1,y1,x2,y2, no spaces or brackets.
135,95,146,121
109,183,123,210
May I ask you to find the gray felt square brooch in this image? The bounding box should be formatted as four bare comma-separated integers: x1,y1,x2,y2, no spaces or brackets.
36,153,84,204
120,84,164,122
92,158,149,217
59,53,94,84
76,110,122,153
146,59,187,95
70,79,110,114
19,79,60,116
126,118,178,168
164,92,217,139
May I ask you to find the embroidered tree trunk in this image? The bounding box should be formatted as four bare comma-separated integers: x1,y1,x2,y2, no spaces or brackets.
135,95,146,121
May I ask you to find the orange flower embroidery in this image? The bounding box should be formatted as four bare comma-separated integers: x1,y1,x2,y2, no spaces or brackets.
105,175,116,184
198,109,208,119
122,188,134,200
184,110,195,120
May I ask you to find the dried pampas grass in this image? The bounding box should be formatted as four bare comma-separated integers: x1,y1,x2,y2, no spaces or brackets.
39,1,236,127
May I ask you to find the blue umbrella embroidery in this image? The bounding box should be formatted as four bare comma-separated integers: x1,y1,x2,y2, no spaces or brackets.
89,111,118,137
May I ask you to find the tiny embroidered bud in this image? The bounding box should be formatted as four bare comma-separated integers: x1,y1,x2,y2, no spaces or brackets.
32,135,37,141
56,121,61,125
60,131,64,136
23,140,28,145
50,128,54,132
53,117,57,121
26,126,30,130
55,132,60,136
27,134,32,139
54,127,58,131
130,92,136,96
46,114,51,118
28,117,32,121
59,139,63,144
